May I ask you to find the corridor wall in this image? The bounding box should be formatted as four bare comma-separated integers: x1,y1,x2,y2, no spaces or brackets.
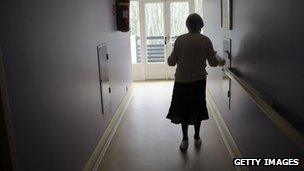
0,0,132,170
203,0,304,167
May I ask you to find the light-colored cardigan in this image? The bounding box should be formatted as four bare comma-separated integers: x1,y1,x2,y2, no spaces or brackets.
167,33,220,83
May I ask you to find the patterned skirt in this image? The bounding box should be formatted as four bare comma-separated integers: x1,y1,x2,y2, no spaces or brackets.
166,79,209,125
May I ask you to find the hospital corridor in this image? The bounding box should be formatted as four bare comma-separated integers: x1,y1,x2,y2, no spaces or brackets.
0,0,303,171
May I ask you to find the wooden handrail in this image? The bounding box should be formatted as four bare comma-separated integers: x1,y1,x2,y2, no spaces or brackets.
224,68,304,151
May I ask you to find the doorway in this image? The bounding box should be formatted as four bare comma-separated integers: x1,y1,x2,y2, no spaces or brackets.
130,0,195,80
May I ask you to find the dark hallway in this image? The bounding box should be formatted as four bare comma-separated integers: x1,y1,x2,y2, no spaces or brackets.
98,82,234,171
0,0,304,171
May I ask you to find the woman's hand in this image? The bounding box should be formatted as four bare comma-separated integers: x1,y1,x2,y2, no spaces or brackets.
214,52,226,66
218,59,226,66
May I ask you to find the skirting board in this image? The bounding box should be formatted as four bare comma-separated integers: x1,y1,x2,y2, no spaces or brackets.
84,84,134,171
206,89,249,171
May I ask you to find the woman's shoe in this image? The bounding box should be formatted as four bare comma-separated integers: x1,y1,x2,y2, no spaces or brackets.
194,138,202,148
179,140,189,150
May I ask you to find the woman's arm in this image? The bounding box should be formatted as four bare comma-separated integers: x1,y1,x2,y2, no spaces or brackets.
167,38,179,66
206,38,226,67
206,39,220,67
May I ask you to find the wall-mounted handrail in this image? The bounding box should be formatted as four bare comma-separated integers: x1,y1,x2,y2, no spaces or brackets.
224,68,304,151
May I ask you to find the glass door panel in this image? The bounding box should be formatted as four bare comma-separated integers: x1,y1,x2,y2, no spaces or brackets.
144,2,167,79
130,1,141,64
145,3,165,63
169,2,189,44
130,0,146,81
167,1,192,79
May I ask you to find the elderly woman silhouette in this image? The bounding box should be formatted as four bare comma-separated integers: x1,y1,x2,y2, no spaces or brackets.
166,13,225,150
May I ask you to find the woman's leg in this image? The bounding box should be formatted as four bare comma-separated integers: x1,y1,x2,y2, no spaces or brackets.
181,123,189,140
194,122,201,139
180,123,189,150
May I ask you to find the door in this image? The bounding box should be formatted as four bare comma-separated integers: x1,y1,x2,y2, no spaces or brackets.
131,0,194,80
144,0,194,80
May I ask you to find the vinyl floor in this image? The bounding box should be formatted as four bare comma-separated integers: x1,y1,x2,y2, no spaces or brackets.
98,81,235,171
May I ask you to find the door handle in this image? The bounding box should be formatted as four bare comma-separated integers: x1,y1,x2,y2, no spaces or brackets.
164,36,167,45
